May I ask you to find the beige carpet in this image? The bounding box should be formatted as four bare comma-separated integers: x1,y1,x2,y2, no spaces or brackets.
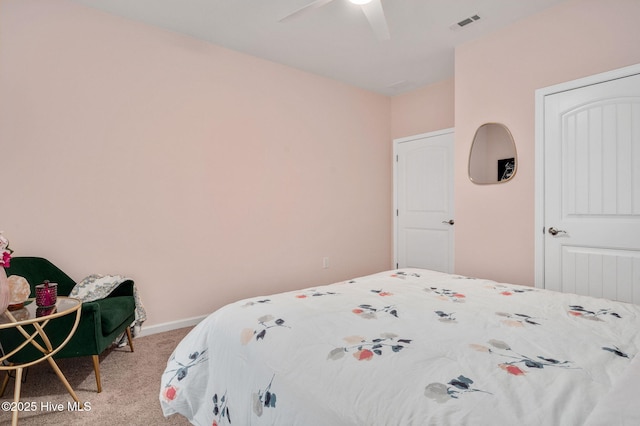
1,327,194,425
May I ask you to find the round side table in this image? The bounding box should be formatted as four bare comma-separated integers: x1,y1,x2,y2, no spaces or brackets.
0,297,82,426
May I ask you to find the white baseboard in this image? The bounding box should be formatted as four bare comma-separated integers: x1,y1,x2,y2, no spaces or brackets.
137,315,207,338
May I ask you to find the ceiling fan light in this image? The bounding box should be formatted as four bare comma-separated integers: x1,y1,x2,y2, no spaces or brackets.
349,0,372,5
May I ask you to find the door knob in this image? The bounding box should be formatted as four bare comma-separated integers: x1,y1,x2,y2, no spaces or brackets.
442,219,455,225
548,227,567,236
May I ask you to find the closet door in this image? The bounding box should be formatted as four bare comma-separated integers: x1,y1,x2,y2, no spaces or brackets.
540,69,640,303
394,129,454,272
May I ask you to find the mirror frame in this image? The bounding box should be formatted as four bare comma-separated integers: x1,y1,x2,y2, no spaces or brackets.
468,122,517,185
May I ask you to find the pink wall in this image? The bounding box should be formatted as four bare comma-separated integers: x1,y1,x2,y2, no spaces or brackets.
390,78,454,139
454,0,640,285
0,0,392,327
4,0,638,329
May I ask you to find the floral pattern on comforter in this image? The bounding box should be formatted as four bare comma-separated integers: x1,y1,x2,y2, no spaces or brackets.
160,269,640,425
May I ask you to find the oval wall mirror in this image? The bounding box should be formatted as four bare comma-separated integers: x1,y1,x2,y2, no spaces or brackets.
468,123,517,184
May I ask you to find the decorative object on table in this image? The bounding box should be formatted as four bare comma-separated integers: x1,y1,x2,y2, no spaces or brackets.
9,307,29,321
0,231,14,314
36,305,56,317
7,275,31,310
35,280,57,307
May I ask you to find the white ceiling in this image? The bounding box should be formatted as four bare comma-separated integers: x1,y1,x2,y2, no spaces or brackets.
70,0,566,96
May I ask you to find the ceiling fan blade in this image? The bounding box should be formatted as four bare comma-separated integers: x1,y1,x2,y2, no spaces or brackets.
361,0,390,41
279,0,336,22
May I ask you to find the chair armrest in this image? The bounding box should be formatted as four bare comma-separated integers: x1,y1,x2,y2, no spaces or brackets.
79,300,102,331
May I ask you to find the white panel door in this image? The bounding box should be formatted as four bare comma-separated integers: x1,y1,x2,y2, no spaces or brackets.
394,129,454,273
543,72,640,303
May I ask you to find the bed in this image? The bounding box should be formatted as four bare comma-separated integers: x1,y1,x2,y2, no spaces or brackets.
159,268,640,425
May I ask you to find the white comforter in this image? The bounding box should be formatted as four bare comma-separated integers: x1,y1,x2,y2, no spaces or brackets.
160,269,640,425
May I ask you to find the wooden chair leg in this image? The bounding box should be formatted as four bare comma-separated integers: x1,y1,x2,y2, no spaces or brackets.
92,355,102,393
125,326,134,352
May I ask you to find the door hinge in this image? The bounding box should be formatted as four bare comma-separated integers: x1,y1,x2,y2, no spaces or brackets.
396,154,399,162
396,209,399,216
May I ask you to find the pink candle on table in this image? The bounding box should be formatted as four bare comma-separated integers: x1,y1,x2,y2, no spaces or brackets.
35,280,57,307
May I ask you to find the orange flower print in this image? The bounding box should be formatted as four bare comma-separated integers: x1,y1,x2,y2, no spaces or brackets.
240,328,255,345
424,287,466,303
329,334,412,361
162,350,208,402
163,385,177,401
295,294,307,298
241,316,289,345
500,364,526,376
568,305,621,320
352,304,398,319
473,340,574,376
391,271,422,279
492,285,535,296
495,312,541,327
343,335,366,345
469,344,490,353
353,349,374,361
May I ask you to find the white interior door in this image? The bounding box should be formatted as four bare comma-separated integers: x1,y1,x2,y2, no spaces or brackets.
394,129,454,273
540,69,640,303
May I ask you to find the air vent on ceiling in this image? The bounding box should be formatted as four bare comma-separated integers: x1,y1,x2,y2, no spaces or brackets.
449,14,481,31
387,80,415,92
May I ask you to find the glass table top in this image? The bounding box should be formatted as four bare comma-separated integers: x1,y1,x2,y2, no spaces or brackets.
0,297,81,328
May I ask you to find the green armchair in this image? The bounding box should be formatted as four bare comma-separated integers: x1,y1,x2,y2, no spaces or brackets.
0,257,136,393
